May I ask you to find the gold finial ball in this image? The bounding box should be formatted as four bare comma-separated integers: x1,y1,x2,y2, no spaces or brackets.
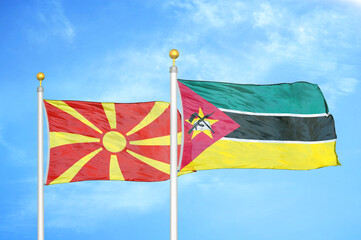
36,72,45,81
169,49,179,60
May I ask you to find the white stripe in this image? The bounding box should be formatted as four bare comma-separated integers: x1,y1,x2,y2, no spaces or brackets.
219,108,329,118
221,137,336,144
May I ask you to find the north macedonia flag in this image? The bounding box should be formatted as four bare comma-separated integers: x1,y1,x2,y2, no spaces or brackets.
44,100,182,185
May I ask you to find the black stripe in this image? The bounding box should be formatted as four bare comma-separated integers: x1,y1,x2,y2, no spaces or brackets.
224,112,337,141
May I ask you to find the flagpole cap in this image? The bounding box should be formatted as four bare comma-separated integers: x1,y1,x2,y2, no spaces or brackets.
37,72,45,86
169,49,179,66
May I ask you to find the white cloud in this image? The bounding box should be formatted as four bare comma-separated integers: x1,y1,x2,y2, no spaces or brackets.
339,78,359,93
331,0,361,8
56,0,359,107
4,173,198,231
87,47,172,103
253,2,284,28
179,49,274,84
44,181,169,229
320,77,359,108
165,0,246,28
43,173,203,229
3,172,287,232
248,2,361,104
179,171,294,222
29,0,75,43
0,127,26,161
41,1,360,110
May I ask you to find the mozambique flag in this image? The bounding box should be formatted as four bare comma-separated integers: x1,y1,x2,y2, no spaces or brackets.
44,100,182,185
178,79,340,172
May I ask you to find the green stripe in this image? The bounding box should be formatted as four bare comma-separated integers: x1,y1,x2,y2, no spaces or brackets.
178,79,328,114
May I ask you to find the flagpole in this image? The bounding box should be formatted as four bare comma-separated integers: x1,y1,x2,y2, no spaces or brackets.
169,49,179,240
37,72,45,240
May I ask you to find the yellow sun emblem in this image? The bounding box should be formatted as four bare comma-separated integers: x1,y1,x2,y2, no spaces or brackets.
186,108,218,139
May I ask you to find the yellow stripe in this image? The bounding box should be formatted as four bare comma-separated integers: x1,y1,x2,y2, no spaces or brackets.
126,102,169,136
109,155,125,180
126,150,170,174
129,132,182,146
49,148,103,185
178,170,194,176
45,100,102,134
102,103,116,129
50,132,100,148
182,140,339,171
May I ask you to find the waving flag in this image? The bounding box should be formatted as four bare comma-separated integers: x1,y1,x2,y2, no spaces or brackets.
178,79,340,172
44,100,182,184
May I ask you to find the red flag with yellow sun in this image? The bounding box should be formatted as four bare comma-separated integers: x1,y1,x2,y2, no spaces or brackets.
44,100,182,185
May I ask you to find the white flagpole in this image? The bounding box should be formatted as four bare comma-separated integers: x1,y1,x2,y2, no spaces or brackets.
169,49,179,240
37,72,45,240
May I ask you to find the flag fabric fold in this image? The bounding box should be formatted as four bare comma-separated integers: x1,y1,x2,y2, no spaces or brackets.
44,100,182,184
177,79,340,172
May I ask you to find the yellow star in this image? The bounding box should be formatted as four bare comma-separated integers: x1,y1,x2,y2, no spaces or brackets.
186,108,218,139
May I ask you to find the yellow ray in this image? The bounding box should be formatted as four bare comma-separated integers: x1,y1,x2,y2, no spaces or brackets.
126,150,170,174
126,102,169,136
49,148,103,185
45,100,103,134
129,132,182,146
109,155,125,180
102,102,116,129
50,132,100,148
178,169,195,176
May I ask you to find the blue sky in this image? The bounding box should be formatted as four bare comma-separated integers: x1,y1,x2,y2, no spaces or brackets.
1,0,361,239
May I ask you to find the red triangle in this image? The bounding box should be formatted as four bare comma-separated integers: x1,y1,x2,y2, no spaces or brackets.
178,82,240,169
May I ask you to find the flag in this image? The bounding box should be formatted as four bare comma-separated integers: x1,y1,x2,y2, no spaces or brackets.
44,100,182,184
178,79,340,172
